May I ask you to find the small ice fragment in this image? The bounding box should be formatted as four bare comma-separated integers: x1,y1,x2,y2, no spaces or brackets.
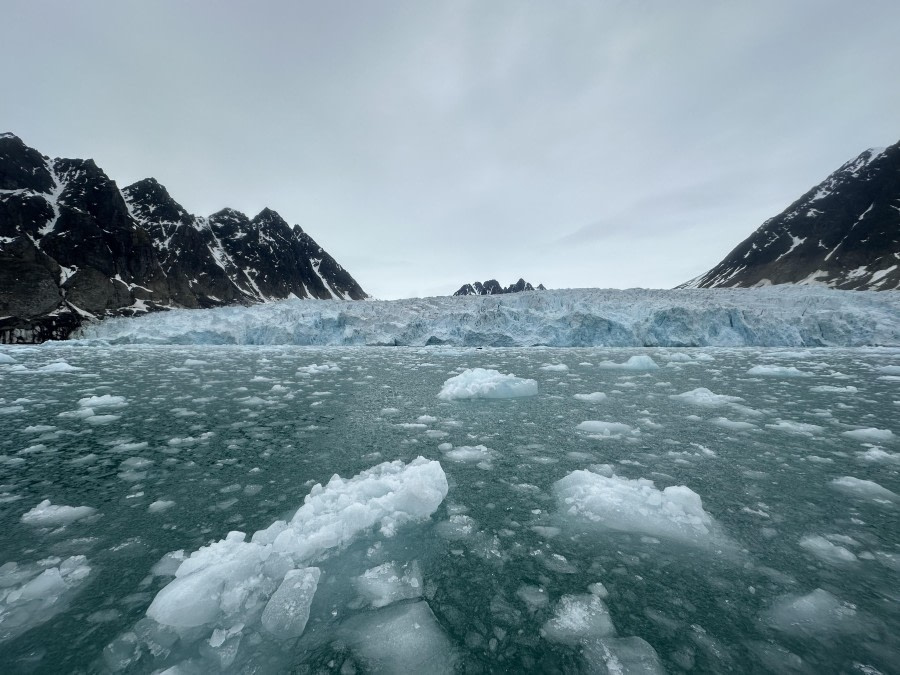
260,567,320,639
542,594,616,644
21,499,96,526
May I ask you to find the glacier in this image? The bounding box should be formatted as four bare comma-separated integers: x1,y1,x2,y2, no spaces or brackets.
76,286,900,347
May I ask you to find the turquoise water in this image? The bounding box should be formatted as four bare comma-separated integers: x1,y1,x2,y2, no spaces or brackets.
0,345,898,673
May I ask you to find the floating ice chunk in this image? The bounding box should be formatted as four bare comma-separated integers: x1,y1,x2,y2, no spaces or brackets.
766,589,862,636
443,444,495,463
577,421,639,438
437,368,538,400
666,352,693,362
857,448,900,464
829,476,897,501
0,556,92,643
554,470,725,549
597,355,658,371
710,417,756,431
36,361,81,373
297,363,341,376
540,363,569,372
269,457,449,556
810,385,858,393
876,365,900,375
338,601,457,674
582,636,665,675
260,567,320,638
148,500,175,513
670,388,743,407
799,536,857,564
416,415,438,423
841,427,895,443
574,392,607,402
85,414,120,425
542,593,616,645
353,560,423,608
747,365,809,377
20,499,96,526
78,394,127,409
765,420,824,435
183,359,207,367
0,352,16,364
516,585,550,613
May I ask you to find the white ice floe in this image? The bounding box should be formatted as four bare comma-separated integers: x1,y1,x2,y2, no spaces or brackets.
120,457,447,672
747,365,809,377
581,636,665,674
576,421,639,438
77,394,127,409
148,500,175,513
765,589,863,637
710,417,757,431
353,560,423,608
765,420,824,435
437,368,537,400
857,448,900,464
337,601,457,674
810,385,858,393
0,556,92,643
670,388,743,407
799,535,857,564
297,363,341,376
37,361,81,373
0,352,16,364
841,427,895,443
20,499,96,526
596,355,659,370
554,470,727,550
829,476,897,501
542,593,616,644
540,363,569,372
442,444,496,464
574,392,607,403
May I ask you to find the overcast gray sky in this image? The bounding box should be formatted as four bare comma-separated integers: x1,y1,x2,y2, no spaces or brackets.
3,1,899,299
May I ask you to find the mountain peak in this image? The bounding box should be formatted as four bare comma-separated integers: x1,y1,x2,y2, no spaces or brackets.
453,278,544,296
680,138,900,291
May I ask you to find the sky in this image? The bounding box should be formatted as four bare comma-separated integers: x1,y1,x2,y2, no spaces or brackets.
3,1,900,299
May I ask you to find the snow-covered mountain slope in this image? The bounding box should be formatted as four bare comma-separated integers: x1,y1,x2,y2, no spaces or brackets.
77,287,900,347
0,133,367,342
453,278,546,296
681,140,900,291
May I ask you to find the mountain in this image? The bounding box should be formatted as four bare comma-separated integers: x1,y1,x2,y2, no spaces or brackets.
0,133,366,342
680,140,900,291
454,278,546,296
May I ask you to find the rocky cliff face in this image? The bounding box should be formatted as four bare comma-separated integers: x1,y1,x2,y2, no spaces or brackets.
0,134,367,342
681,140,900,291
453,278,546,296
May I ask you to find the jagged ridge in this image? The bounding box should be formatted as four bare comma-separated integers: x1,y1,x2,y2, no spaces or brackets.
453,278,546,296
0,134,367,342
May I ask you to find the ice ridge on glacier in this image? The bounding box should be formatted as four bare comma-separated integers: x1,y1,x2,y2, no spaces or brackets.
76,287,900,348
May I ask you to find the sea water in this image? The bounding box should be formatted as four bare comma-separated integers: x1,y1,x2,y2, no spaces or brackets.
0,345,898,673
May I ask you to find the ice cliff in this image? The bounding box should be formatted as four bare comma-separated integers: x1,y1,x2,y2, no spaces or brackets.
76,287,900,347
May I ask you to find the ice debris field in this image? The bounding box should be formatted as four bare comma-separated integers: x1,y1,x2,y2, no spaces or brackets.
0,341,898,673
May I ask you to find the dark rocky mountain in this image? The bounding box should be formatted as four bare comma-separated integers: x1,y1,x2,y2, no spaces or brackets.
453,278,546,296
681,140,900,291
0,133,367,342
